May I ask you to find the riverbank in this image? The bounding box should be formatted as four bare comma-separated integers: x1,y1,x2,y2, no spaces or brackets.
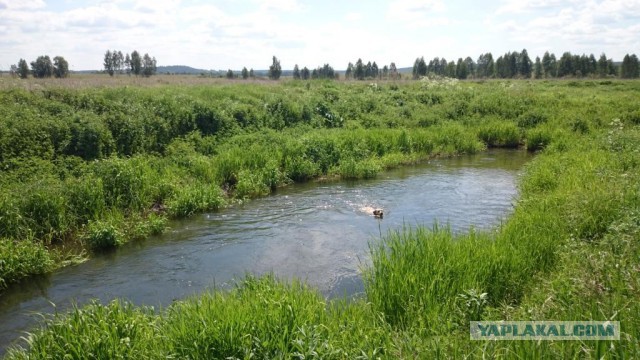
3,79,640,357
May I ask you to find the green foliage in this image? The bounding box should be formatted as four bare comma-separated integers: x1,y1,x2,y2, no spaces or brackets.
6,300,159,359
268,56,282,80
84,214,124,249
30,55,54,78
0,239,52,290
167,184,225,218
477,120,521,147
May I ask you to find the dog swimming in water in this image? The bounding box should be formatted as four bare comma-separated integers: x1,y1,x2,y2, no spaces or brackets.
360,206,384,218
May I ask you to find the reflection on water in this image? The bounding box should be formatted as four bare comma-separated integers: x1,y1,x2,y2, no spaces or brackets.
0,150,531,353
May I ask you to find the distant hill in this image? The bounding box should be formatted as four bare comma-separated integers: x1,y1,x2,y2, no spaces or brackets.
156,65,206,74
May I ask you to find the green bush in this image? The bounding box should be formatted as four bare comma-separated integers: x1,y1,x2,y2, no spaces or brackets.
0,239,52,290
84,216,124,249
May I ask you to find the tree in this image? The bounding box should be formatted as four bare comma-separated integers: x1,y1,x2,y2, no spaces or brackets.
17,59,29,79
141,53,156,77
621,54,640,79
597,53,609,77
130,51,142,76
112,50,123,74
301,66,310,80
292,64,300,79
242,67,249,79
104,50,114,76
477,53,494,78
446,61,456,78
53,56,69,78
382,65,389,79
464,57,476,78
268,56,282,80
249,68,255,78
9,64,18,78
365,61,372,78
354,58,364,80
413,56,427,79
226,69,234,79
31,55,54,78
456,58,468,79
517,49,532,78
389,62,398,80
372,61,379,79
534,56,542,79
345,62,353,79
557,52,574,77
124,53,131,75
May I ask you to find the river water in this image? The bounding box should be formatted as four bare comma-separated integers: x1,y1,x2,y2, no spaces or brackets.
0,150,531,353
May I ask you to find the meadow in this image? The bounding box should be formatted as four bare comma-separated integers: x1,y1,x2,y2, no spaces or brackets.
1,75,639,358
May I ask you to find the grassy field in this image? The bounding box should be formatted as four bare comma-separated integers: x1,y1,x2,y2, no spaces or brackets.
2,76,640,358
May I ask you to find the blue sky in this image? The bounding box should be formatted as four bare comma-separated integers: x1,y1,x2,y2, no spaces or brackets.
1,0,638,71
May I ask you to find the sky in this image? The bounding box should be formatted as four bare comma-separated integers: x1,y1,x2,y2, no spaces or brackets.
0,0,639,71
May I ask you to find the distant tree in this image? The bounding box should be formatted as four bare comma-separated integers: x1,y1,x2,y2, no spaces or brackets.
53,56,69,78
226,69,234,79
372,61,379,79
249,68,255,78
242,67,249,79
17,59,29,79
9,64,18,78
365,61,372,78
389,62,398,80
112,50,123,74
104,50,114,76
312,64,335,79
455,58,468,79
130,51,142,76
597,53,608,77
534,56,542,79
446,61,456,78
124,53,131,75
621,54,640,78
354,58,364,80
542,51,557,78
439,58,448,75
141,53,157,77
268,56,282,80
31,55,54,78
518,49,532,78
464,57,476,78
607,59,617,76
477,53,494,78
413,56,427,79
557,52,574,77
292,64,300,79
301,66,310,80
508,52,518,78
588,54,597,76
345,62,353,79
382,65,389,79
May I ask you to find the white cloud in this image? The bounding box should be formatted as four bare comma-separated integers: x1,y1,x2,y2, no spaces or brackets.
386,0,448,28
490,0,640,59
0,0,45,10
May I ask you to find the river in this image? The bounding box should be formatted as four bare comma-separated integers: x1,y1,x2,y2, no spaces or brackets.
0,150,531,353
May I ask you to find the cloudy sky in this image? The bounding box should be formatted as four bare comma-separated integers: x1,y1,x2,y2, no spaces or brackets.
1,0,639,71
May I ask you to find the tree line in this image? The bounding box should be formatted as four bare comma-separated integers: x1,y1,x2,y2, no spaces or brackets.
103,50,157,77
10,55,69,79
411,50,639,80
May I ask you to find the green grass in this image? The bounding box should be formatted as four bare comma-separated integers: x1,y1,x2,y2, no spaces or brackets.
3,79,640,358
